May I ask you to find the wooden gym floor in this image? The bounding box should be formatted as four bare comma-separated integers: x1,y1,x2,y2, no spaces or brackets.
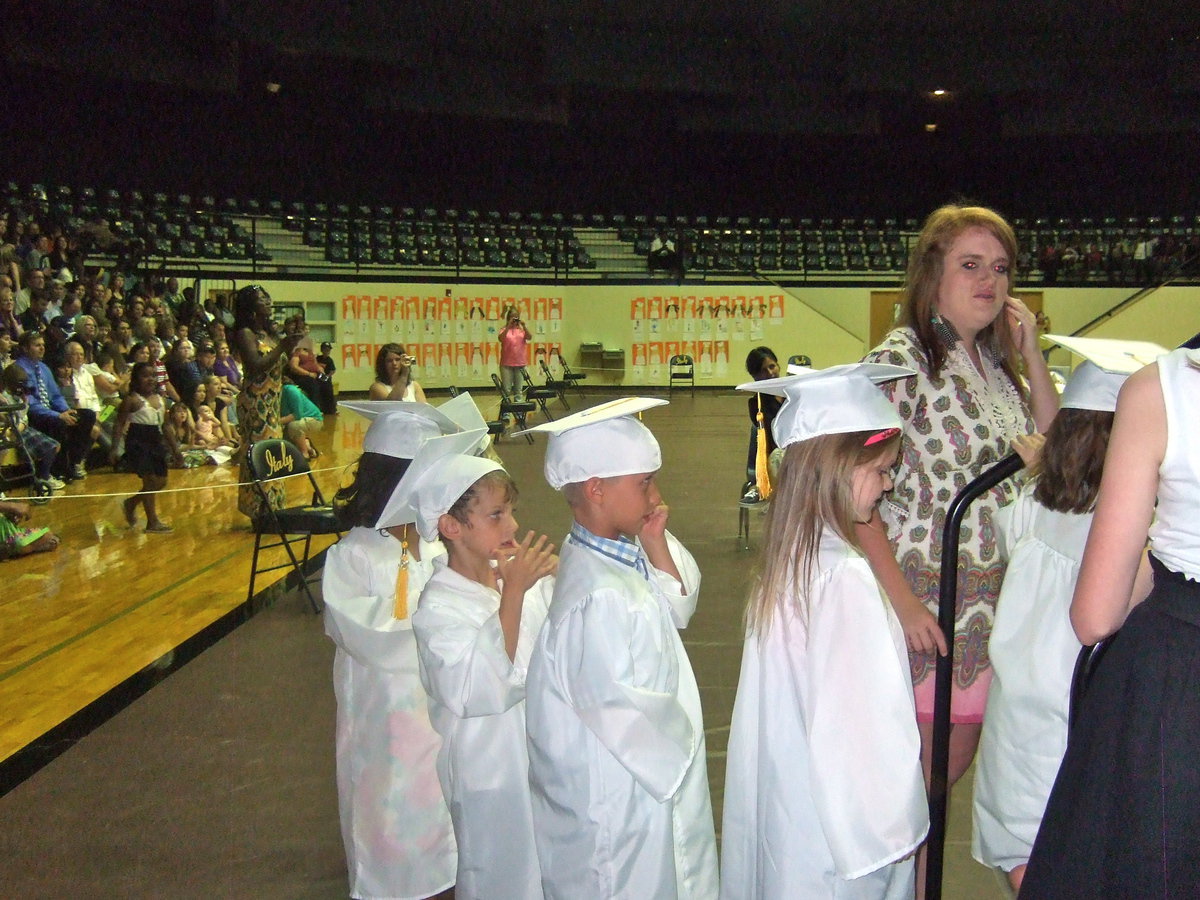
0,390,1010,898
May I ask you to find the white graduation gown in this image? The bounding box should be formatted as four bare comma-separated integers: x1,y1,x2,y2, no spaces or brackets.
412,559,554,900
720,530,928,900
972,487,1090,872
525,531,719,899
322,527,456,900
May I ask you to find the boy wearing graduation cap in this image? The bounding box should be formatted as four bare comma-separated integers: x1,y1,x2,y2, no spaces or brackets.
720,363,929,900
390,446,556,899
322,399,487,900
521,398,719,900
973,335,1166,893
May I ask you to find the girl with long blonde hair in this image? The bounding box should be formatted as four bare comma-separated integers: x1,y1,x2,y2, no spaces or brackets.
723,364,930,900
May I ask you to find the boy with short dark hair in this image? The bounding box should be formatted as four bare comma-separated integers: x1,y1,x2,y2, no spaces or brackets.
522,398,719,899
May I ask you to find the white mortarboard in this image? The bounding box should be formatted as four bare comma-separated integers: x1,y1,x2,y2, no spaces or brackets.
374,429,493,531
1042,334,1168,412
738,363,915,448
516,397,667,490
338,399,476,458
436,391,493,454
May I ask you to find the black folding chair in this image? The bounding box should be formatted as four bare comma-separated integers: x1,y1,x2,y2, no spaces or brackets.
668,354,695,397
538,359,571,409
491,374,536,444
246,439,341,613
556,352,587,398
520,367,557,421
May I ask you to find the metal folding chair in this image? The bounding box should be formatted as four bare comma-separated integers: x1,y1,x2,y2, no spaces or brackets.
246,438,342,613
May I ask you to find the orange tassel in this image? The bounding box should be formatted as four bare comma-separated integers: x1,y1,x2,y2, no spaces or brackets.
393,525,410,619
755,396,772,500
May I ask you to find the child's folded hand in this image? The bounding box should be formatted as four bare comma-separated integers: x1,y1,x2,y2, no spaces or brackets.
496,530,558,593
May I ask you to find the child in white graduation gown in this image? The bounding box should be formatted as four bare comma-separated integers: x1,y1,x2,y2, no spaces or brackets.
321,401,486,900
973,343,1157,893
722,364,929,900
522,399,719,900
398,451,556,899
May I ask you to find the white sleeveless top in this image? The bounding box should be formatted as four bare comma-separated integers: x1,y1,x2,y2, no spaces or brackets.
1148,347,1200,581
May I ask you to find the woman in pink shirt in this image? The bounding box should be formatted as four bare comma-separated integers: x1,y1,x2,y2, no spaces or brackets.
497,308,531,401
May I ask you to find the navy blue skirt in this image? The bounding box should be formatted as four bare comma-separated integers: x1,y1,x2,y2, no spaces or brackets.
1023,556,1200,898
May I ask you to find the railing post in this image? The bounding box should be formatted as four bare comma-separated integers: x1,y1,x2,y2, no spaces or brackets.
925,452,1024,900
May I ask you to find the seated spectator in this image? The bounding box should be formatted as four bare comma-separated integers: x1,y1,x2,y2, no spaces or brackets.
164,337,201,402
147,337,179,403
203,374,238,442
65,340,114,460
175,323,195,361
315,341,336,380
212,339,241,387
280,378,324,459
648,230,685,280
287,337,336,414
0,362,63,491
189,382,236,452
91,346,130,404
162,400,211,468
18,291,50,336
14,332,96,481
0,496,60,560
14,268,45,316
112,318,134,359
0,281,21,341
195,341,218,382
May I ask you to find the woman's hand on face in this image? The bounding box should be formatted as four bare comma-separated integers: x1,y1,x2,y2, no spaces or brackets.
1004,296,1041,358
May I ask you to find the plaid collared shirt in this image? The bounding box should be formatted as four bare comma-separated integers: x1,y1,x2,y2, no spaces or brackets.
568,522,650,580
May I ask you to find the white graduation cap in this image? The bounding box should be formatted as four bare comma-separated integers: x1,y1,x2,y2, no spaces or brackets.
338,399,478,458
374,429,495,532
737,363,915,448
1042,334,1169,412
436,391,493,454
516,397,668,490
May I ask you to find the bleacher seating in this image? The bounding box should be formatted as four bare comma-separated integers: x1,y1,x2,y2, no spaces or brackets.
5,180,1200,283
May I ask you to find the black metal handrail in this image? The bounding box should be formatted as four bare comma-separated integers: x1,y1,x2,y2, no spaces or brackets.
926,452,1025,900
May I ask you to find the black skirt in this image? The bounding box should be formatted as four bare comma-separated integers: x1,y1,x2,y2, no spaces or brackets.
122,422,169,478
1022,555,1200,898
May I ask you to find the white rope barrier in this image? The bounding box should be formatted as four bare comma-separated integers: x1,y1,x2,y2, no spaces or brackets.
12,462,349,502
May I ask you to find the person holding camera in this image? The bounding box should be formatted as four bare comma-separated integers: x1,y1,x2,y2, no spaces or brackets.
232,284,306,519
498,307,531,402
368,343,426,402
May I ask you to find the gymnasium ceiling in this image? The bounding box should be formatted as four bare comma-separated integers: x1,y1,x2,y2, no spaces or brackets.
10,0,1200,139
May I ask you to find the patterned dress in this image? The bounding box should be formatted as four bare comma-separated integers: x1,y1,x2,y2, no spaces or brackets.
864,327,1034,722
236,334,285,519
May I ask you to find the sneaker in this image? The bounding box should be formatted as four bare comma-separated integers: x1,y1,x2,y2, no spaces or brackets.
72,463,88,480
739,484,760,504
45,476,67,491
